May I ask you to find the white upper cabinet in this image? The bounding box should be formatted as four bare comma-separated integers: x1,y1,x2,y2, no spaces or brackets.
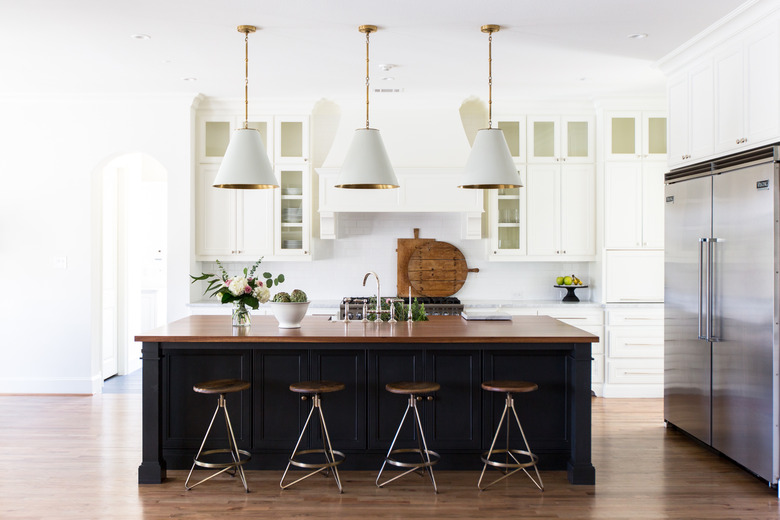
714,19,780,154
668,62,714,168
604,161,665,249
605,111,667,162
527,116,594,164
526,163,595,259
195,165,275,260
195,110,312,261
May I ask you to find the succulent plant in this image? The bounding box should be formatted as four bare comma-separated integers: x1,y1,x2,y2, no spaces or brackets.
290,289,307,303
272,292,291,303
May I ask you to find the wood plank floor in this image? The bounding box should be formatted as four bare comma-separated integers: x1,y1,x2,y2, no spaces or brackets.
0,395,778,519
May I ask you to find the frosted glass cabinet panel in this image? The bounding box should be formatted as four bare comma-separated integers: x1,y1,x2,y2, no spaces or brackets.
275,116,309,163
275,166,311,257
495,116,527,162
528,116,594,164
605,112,667,161
199,115,274,163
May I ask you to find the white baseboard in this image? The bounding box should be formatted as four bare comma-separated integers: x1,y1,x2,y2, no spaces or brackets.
602,383,663,398
0,373,102,395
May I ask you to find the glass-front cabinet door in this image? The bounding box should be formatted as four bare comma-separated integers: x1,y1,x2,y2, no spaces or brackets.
275,166,310,257
198,115,274,164
528,116,593,163
496,117,526,163
489,167,526,257
606,112,667,161
275,116,309,163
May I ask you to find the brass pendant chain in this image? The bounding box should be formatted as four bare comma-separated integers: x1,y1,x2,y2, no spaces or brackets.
365,30,371,129
488,31,493,129
243,30,249,129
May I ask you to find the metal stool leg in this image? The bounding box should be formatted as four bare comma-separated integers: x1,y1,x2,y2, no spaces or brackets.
478,392,543,491
376,394,439,493
185,394,251,492
280,394,345,493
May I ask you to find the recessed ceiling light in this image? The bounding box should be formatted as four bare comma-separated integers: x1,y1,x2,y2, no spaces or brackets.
131,34,151,40
378,64,396,71
182,77,198,82
381,76,395,81
627,33,648,39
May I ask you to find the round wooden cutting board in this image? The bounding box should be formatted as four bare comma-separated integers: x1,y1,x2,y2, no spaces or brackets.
407,241,479,297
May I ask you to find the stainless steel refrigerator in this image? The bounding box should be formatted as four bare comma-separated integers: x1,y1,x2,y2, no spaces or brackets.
664,145,779,484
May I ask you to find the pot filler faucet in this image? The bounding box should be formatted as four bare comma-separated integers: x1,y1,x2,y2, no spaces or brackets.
363,271,382,321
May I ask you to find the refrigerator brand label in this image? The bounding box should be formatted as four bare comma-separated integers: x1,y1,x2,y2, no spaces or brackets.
666,196,674,203
756,180,769,190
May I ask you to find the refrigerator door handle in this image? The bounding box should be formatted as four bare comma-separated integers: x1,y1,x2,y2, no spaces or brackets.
698,238,707,340
708,238,721,342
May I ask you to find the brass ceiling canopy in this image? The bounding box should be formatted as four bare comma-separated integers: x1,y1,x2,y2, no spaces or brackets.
481,24,500,34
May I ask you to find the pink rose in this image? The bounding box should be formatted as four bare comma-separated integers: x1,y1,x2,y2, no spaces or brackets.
244,285,252,294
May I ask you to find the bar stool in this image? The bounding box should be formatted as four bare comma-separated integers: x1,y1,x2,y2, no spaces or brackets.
185,379,251,492
479,380,544,491
376,381,440,493
280,380,346,493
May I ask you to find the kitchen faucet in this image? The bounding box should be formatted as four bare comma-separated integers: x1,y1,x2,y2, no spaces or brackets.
362,271,382,321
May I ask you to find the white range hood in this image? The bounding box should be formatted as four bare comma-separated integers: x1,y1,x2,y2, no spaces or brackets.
317,167,484,240
314,102,489,240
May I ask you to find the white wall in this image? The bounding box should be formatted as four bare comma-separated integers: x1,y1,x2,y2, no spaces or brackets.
0,94,196,394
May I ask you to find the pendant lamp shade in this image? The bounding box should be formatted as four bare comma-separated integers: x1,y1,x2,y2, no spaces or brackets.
335,128,399,189
460,24,522,190
459,128,522,189
212,127,279,189
335,25,399,190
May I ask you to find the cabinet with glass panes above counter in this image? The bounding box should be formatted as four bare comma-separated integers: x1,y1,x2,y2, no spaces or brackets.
488,114,596,261
195,112,311,261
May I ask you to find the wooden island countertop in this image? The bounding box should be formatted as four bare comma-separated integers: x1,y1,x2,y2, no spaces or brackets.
135,314,598,344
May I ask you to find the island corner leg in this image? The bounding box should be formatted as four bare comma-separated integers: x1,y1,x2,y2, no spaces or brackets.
138,341,166,484
567,342,596,485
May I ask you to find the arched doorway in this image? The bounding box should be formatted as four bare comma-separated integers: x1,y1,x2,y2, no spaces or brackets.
96,153,168,381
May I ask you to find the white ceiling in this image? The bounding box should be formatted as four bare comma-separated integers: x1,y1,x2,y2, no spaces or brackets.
0,0,748,103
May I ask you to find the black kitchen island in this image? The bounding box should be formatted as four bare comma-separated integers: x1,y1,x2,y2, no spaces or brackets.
135,314,596,485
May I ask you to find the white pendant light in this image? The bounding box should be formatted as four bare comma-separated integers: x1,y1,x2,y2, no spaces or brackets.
335,25,399,189
460,25,522,190
213,25,279,189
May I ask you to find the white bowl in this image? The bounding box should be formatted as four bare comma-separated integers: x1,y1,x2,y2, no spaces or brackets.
269,301,310,328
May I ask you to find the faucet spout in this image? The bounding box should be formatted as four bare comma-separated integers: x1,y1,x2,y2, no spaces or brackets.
362,271,381,321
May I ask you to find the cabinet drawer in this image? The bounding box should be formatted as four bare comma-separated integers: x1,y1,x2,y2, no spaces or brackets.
606,307,663,326
592,354,604,383
607,328,662,358
607,358,663,384
538,307,603,325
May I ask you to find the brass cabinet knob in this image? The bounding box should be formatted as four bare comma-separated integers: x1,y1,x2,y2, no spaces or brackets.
427,396,434,401
301,395,308,401
416,396,422,401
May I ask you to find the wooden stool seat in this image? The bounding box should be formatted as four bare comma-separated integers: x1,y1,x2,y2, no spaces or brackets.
385,381,440,394
289,380,345,394
481,380,538,394
193,379,250,394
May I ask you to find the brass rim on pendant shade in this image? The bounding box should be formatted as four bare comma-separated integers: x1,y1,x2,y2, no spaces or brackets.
459,24,523,190
212,24,279,189
334,24,399,189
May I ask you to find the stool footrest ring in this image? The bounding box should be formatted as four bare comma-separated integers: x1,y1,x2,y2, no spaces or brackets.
288,448,346,470
480,448,538,470
193,448,251,470
385,448,440,469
